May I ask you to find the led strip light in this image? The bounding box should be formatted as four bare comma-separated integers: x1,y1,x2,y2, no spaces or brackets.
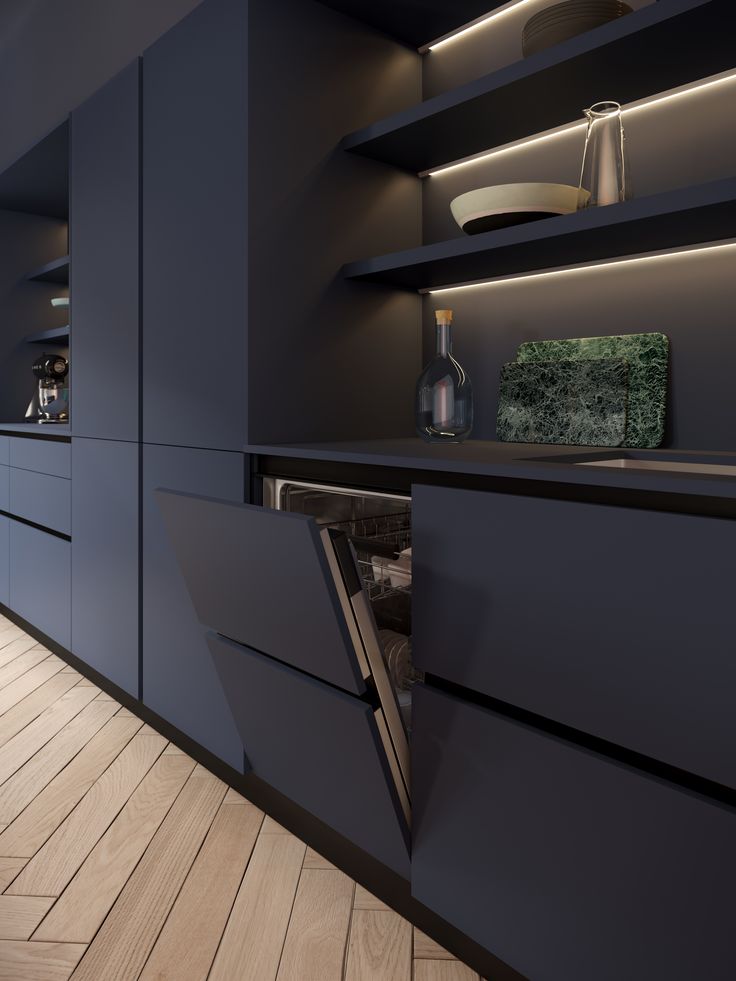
419,0,543,53
422,68,736,177
422,240,736,295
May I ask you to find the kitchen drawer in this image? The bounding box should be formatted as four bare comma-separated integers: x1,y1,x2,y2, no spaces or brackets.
413,485,736,789
8,437,71,478
0,437,8,466
8,469,71,536
412,684,736,981
9,521,70,648
0,465,8,512
208,632,410,877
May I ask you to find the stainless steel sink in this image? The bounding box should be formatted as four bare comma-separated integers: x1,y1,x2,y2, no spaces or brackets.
575,458,736,477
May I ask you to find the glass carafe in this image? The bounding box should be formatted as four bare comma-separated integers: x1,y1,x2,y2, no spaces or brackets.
415,310,473,443
579,101,631,207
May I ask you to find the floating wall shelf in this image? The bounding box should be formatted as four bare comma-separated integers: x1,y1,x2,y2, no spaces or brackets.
25,326,69,345
316,0,507,47
342,0,730,173
26,255,70,285
343,177,736,290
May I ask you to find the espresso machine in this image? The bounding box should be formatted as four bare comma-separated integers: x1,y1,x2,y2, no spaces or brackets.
25,354,69,423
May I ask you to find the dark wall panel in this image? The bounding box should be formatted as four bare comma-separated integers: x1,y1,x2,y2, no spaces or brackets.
71,60,140,442
247,0,422,445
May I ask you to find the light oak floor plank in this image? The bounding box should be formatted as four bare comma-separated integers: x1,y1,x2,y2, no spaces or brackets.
0,715,142,859
0,628,25,650
353,883,391,911
72,678,96,687
209,832,306,981
0,939,85,980
0,658,67,719
0,894,54,940
35,753,196,944
139,798,263,981
93,690,117,701
0,649,53,691
68,766,226,981
0,857,27,893
0,699,119,825
0,636,39,669
0,674,81,750
303,846,337,870
260,815,289,834
414,928,457,960
0,685,99,789
414,961,481,981
344,909,413,981
275,868,354,981
8,731,167,897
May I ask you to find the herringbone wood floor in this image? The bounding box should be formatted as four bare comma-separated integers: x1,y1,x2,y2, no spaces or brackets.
0,614,482,981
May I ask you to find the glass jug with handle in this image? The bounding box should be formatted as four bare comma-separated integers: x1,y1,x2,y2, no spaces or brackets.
579,101,631,207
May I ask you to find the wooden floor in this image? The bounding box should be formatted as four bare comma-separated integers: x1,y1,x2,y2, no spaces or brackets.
0,615,482,981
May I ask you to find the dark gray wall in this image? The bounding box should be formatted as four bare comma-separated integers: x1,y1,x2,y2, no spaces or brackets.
247,0,423,445
0,211,68,421
0,0,203,173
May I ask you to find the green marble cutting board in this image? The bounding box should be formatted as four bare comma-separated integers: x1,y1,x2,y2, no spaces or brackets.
517,332,669,448
497,359,629,446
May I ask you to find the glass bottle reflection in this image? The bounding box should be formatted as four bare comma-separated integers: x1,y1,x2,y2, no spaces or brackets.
579,101,631,208
415,309,473,443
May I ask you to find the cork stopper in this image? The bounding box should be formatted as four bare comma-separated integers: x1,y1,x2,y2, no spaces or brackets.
435,309,453,324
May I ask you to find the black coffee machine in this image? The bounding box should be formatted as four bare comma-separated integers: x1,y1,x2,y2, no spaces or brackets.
25,354,69,423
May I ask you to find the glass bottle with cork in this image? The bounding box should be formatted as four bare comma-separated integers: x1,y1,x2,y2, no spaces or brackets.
415,309,473,443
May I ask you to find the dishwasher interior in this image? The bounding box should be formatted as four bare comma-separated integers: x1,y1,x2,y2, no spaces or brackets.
263,477,418,728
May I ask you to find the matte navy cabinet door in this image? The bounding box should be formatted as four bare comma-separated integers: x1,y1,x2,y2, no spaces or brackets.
142,444,244,769
142,0,246,450
413,484,736,790
209,633,410,877
9,522,70,649
71,438,139,696
412,684,736,981
70,61,139,441
0,516,8,606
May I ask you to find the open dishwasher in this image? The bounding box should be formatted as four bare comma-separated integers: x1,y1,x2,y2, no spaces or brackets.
156,476,415,876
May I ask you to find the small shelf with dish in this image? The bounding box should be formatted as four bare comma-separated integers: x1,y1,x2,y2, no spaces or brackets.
341,0,729,173
343,176,736,290
25,326,69,345
26,255,70,285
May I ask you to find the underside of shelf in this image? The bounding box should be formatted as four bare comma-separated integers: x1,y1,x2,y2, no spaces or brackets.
0,121,69,220
315,0,506,47
26,255,70,285
343,178,736,289
342,0,729,172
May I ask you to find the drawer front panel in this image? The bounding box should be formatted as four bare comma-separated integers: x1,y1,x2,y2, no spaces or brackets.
8,470,71,536
209,633,410,878
9,521,70,648
413,484,736,788
412,684,736,981
0,465,9,512
8,438,71,478
0,437,8,466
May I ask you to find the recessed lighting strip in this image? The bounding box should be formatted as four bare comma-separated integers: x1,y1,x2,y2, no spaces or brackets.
421,239,736,295
421,68,736,178
419,0,541,54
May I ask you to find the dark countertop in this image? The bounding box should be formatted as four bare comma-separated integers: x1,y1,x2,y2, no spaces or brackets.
246,438,736,510
0,423,71,438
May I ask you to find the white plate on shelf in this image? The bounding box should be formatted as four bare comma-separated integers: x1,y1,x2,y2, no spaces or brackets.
50,297,69,307
450,183,590,235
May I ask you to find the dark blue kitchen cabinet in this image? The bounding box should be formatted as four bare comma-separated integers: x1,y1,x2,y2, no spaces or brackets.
411,683,736,981
71,438,139,696
0,516,8,606
9,521,70,649
142,0,247,450
413,484,736,790
70,61,140,442
142,444,245,770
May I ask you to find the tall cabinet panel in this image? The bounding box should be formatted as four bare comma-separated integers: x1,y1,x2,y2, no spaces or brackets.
70,60,140,441
71,438,139,696
0,516,8,607
142,443,245,770
142,0,247,450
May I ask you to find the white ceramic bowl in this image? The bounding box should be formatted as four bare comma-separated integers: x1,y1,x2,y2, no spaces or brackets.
450,182,590,235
